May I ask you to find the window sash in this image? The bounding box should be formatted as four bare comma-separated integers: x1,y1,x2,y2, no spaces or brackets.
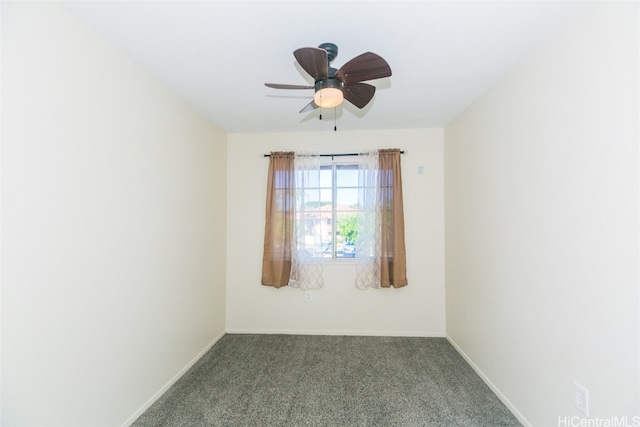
295,162,375,259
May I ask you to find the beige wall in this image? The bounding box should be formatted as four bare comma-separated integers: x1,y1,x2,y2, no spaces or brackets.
445,2,639,425
226,129,445,336
1,2,227,425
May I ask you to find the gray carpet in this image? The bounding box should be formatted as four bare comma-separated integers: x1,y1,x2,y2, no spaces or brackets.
132,334,521,427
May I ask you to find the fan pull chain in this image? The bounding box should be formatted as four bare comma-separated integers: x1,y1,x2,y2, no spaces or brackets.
334,108,337,131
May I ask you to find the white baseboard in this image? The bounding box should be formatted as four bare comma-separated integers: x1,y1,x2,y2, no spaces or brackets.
446,335,531,427
121,331,226,427
225,328,446,337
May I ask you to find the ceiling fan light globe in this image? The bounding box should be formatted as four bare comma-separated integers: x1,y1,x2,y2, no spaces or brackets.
314,88,343,108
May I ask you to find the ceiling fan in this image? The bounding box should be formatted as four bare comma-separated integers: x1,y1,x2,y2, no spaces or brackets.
265,43,392,113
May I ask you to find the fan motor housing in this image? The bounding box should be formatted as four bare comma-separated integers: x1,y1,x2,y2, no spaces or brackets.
314,78,343,92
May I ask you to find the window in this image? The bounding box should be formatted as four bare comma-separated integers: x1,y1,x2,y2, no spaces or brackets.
262,149,407,290
296,163,371,259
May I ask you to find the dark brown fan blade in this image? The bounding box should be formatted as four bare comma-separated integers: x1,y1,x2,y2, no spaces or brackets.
265,83,313,89
294,47,328,81
335,52,392,84
343,82,376,109
299,101,318,113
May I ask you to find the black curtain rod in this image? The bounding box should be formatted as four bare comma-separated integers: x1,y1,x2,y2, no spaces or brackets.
263,151,404,158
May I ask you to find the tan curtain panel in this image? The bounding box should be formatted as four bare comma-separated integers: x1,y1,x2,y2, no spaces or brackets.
378,149,408,288
261,152,295,288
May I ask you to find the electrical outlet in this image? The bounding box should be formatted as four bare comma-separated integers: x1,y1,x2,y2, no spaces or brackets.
304,290,312,303
574,382,589,416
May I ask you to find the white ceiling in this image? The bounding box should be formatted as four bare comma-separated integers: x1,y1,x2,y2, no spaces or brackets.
61,1,582,134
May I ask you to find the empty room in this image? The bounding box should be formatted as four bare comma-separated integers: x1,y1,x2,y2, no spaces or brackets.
2,1,638,426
